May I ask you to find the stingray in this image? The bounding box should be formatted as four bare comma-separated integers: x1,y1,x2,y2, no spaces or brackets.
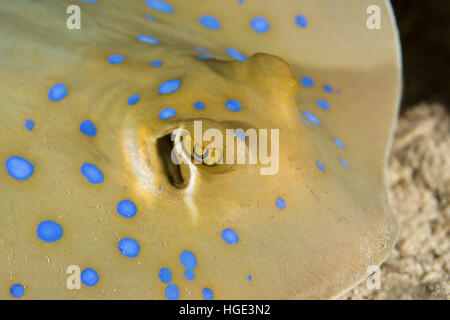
0,0,401,299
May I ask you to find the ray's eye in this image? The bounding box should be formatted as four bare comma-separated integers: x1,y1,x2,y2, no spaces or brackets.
180,134,223,166
192,144,209,161
156,119,250,186
202,148,222,166
170,127,239,175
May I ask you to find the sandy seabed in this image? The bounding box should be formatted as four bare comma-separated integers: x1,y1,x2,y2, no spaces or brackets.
341,104,449,300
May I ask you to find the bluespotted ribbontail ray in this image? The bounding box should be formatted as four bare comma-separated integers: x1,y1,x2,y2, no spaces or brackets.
0,0,401,299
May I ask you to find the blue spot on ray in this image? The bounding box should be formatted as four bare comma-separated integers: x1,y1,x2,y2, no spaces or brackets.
81,163,104,184
117,200,137,218
9,284,25,298
24,119,35,131
194,102,205,110
221,229,239,244
151,60,163,67
118,238,140,258
128,94,141,106
37,220,63,243
323,84,333,93
198,15,221,30
251,16,270,33
202,288,214,300
303,111,321,126
184,270,195,281
145,0,174,13
78,0,98,3
276,196,286,210
340,158,351,168
5,156,34,180
137,34,159,44
333,138,345,149
180,250,197,270
317,161,326,172
194,47,210,55
299,114,312,127
226,47,247,62
81,268,99,287
108,54,124,64
197,55,212,60
234,130,246,141
158,79,181,94
300,76,314,87
295,14,308,28
79,120,97,137
144,14,157,22
226,99,242,112
158,107,176,120
316,99,331,111
165,283,179,300
48,83,68,101
159,268,172,283
247,275,253,281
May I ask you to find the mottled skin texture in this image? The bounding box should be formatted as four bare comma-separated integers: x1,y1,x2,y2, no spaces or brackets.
0,0,401,299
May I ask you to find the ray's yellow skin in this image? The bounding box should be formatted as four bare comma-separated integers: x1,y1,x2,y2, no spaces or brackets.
0,0,401,299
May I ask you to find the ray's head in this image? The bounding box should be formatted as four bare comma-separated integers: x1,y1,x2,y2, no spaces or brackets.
0,0,401,299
